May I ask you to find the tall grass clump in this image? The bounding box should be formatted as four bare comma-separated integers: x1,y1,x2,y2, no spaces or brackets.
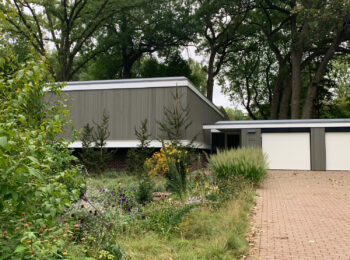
209,147,267,184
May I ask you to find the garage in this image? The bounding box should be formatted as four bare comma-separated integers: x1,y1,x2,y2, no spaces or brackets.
326,132,350,170
203,119,350,171
262,132,311,170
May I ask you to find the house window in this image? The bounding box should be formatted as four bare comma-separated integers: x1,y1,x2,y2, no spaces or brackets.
226,134,240,149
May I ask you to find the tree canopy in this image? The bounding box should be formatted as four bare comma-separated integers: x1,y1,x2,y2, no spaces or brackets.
1,0,350,119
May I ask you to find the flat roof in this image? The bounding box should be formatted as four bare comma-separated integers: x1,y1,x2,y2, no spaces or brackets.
203,119,350,130
55,77,224,118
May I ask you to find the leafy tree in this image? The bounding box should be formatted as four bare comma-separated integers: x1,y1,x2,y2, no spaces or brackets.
225,108,249,121
79,0,196,79
136,55,207,94
194,0,253,101
1,0,120,81
219,0,350,119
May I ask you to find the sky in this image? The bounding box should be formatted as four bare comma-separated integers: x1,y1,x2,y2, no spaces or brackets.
181,46,237,109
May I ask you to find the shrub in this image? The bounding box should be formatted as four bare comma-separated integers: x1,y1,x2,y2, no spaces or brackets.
79,111,115,173
0,46,84,257
145,142,190,198
208,148,267,184
126,119,153,174
136,176,154,205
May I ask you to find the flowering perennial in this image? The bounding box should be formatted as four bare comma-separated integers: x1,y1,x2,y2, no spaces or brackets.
145,142,189,178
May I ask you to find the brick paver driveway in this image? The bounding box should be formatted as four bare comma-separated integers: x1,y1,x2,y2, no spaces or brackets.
250,170,350,260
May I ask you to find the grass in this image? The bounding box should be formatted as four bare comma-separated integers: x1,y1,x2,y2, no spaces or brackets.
84,168,257,259
209,147,268,184
87,171,165,191
117,184,254,259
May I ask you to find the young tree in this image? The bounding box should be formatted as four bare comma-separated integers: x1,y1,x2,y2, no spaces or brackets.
126,119,153,174
158,89,197,147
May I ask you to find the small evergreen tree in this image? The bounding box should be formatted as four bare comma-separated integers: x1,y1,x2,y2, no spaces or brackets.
157,88,198,198
126,119,153,174
80,123,97,170
79,111,115,173
158,89,197,147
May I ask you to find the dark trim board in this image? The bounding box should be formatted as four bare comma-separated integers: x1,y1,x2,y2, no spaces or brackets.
261,128,310,133
325,127,350,132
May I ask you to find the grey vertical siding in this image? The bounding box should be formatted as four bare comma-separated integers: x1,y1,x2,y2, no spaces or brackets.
60,86,187,140
241,129,262,147
49,85,223,147
310,127,326,170
186,88,225,145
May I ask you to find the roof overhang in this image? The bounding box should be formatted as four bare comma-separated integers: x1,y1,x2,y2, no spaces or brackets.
203,119,350,130
54,77,224,118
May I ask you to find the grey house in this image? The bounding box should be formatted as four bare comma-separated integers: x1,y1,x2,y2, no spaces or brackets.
204,119,350,171
52,77,350,171
54,77,225,149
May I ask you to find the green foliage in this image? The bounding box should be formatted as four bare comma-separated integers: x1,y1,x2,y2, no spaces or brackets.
165,154,189,199
225,107,249,120
126,119,153,174
158,89,197,147
138,56,207,94
136,175,154,205
143,203,196,235
1,0,119,81
209,148,268,184
79,111,115,173
0,45,84,258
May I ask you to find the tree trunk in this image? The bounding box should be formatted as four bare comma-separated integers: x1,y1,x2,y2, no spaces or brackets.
279,77,292,119
206,49,216,101
301,29,345,118
290,49,302,119
290,13,307,119
122,61,133,79
270,68,285,119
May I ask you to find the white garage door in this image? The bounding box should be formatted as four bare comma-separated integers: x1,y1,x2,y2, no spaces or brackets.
262,132,311,170
326,132,350,170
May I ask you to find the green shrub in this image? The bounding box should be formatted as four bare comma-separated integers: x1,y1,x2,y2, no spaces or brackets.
136,176,154,205
126,119,153,174
0,47,84,258
79,111,115,173
209,148,267,184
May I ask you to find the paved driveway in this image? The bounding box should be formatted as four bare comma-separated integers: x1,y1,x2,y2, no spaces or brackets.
249,171,350,260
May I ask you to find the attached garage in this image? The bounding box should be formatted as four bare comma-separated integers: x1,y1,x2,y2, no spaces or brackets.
203,119,350,171
262,132,311,170
326,132,350,170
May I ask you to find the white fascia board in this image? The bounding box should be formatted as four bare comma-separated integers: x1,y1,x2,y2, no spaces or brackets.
61,79,189,91
69,140,211,149
203,122,350,130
